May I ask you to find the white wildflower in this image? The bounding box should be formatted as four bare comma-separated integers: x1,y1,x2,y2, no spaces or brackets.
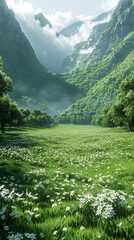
63,227,68,232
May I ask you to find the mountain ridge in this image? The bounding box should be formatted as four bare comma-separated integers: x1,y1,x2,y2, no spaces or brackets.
58,0,134,123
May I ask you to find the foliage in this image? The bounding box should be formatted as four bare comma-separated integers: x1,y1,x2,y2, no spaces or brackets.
0,95,23,132
59,0,134,124
0,59,14,133
21,108,54,127
0,57,13,96
58,49,134,125
0,95,11,132
9,102,23,127
111,76,134,130
0,58,53,133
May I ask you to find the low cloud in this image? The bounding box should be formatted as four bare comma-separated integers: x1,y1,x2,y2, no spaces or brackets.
80,47,95,55
68,21,93,46
46,11,92,32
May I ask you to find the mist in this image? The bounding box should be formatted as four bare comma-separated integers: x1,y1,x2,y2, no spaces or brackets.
6,0,114,73
6,0,96,73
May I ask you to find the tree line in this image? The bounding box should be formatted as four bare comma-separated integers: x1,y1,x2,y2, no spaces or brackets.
0,58,53,133
92,75,134,131
57,74,134,131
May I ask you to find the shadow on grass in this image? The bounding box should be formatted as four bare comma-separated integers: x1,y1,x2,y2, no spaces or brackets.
0,129,39,148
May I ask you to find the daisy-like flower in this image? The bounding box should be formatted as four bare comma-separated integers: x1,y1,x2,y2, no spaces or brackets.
4,225,9,231
66,206,70,211
63,227,68,232
80,226,85,230
53,231,58,235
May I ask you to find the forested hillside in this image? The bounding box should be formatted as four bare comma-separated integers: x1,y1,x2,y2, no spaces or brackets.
58,0,134,124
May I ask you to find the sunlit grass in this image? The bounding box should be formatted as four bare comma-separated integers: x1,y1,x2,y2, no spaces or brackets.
0,125,134,239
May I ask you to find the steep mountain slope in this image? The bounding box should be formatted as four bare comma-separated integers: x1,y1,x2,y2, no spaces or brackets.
59,21,84,38
61,10,113,72
59,51,134,124
91,0,134,61
58,0,134,123
59,10,113,39
0,0,80,114
92,10,113,23
61,22,108,72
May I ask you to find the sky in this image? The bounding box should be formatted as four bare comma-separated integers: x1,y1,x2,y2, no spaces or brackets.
6,0,120,23
11,0,113,15
5,0,119,72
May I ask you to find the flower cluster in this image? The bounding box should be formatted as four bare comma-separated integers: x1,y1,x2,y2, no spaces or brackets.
79,189,127,219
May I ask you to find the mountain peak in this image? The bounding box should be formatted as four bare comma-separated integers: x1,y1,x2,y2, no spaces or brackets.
59,21,84,38
92,10,113,23
35,12,52,28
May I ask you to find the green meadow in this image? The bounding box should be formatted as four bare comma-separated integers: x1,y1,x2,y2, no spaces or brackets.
0,125,134,240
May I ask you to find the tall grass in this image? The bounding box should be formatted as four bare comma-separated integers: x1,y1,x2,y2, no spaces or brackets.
0,125,134,239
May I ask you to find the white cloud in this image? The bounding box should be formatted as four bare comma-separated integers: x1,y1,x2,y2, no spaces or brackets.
45,11,95,46
68,20,93,46
80,47,95,55
46,11,77,32
46,11,92,32
101,0,120,12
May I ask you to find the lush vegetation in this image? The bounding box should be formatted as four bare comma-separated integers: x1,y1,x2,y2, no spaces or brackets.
0,58,14,133
0,58,54,133
102,75,134,130
20,108,54,128
0,125,134,240
58,48,134,125
59,1,134,124
59,45,134,125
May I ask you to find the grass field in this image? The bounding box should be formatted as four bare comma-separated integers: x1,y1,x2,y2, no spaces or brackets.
0,125,134,240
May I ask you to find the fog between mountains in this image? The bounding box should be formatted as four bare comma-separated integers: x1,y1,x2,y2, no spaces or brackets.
6,0,118,73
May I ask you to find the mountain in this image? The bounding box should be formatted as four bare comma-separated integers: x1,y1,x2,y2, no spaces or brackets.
35,12,52,28
61,10,114,72
91,0,134,61
59,10,113,39
58,0,134,123
59,21,84,38
92,10,113,23
35,12,60,38
61,22,108,72
11,6,71,73
0,0,81,114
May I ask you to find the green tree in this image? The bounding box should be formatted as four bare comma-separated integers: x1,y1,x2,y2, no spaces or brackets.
0,58,20,133
101,106,115,128
0,95,11,133
21,108,53,127
112,76,134,130
0,58,13,96
9,102,23,127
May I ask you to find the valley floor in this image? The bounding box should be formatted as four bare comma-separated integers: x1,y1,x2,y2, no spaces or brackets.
0,125,134,240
